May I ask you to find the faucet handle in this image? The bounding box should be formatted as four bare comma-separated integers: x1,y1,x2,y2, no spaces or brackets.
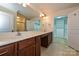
16,32,21,36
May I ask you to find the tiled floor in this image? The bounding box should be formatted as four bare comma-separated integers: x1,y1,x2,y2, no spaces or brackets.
41,37,79,56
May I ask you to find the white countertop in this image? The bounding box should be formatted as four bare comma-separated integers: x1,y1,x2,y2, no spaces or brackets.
0,31,52,46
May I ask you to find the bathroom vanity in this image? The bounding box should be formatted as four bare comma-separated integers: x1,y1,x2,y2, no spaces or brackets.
0,31,52,56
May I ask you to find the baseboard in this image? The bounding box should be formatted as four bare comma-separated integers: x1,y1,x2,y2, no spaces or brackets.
68,45,79,52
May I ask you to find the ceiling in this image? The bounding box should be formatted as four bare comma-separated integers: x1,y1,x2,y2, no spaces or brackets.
0,3,79,18
0,3,39,18
31,3,79,16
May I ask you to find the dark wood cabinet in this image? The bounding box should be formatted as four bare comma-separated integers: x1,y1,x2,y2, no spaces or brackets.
41,32,53,48
0,44,15,56
0,32,53,56
18,45,35,56
48,32,52,44
0,37,40,56
18,37,36,56
35,36,41,56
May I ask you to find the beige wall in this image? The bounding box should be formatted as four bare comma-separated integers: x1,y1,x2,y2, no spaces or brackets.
40,7,79,32
40,15,53,32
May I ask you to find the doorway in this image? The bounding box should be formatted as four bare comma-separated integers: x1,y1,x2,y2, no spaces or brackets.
54,16,68,43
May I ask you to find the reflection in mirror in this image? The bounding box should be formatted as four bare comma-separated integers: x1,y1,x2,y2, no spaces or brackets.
16,12,26,31
0,11,13,32
0,3,40,32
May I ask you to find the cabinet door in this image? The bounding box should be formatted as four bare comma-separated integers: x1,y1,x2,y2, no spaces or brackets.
48,32,53,45
0,44,15,56
18,37,36,56
35,36,41,56
41,34,48,48
18,45,35,56
41,32,53,48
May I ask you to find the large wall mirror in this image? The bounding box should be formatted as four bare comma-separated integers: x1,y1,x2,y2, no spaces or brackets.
0,3,40,32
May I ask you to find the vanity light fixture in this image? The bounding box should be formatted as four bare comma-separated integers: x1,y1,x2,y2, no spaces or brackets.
40,13,47,19
41,13,44,17
40,14,42,17
17,16,20,18
40,13,45,17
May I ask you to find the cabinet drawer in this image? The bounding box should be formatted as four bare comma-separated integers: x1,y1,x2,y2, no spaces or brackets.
0,44,15,56
18,37,35,50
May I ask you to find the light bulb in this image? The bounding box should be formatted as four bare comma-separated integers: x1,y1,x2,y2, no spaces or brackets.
17,16,20,18
40,14,42,17
22,3,27,7
41,13,44,17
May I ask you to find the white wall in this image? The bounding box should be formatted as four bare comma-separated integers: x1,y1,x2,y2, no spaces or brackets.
54,7,79,16
47,7,79,32
53,6,79,50
52,7,79,34
68,9,79,50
